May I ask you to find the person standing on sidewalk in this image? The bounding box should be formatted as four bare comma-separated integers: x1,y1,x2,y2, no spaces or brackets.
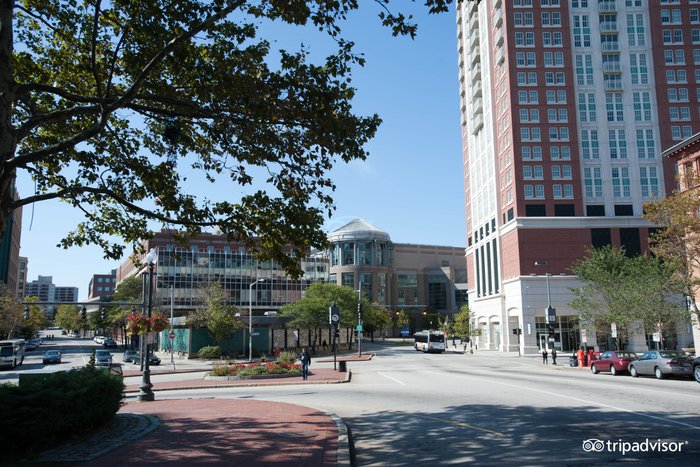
551,348,557,365
299,348,311,380
542,348,548,364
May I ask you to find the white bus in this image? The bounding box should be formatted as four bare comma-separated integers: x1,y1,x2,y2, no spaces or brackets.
0,339,26,369
413,331,446,353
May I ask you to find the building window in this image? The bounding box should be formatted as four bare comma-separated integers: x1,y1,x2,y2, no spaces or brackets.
612,167,631,197
341,272,354,289
630,53,648,84
609,129,627,159
640,166,659,197
605,93,624,122
581,130,599,159
578,92,596,122
636,129,655,159
584,167,603,198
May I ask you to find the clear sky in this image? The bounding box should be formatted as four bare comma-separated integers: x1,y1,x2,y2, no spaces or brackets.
16,4,465,300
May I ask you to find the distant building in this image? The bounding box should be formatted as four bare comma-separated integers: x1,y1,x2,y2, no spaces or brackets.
16,256,28,299
55,286,79,305
88,269,117,299
117,223,468,335
25,275,56,318
25,276,79,319
323,219,468,327
661,133,700,351
117,229,328,318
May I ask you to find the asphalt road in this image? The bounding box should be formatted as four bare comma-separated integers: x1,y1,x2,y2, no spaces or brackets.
6,337,700,466
146,343,700,466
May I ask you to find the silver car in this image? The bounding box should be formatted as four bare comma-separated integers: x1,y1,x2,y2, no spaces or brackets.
628,350,693,379
95,349,112,367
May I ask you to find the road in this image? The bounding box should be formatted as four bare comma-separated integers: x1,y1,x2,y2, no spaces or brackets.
141,343,700,466
5,336,700,465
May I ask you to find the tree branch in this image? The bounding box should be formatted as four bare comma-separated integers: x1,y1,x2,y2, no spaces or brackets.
91,0,105,102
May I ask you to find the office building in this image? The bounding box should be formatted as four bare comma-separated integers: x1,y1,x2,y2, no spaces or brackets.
88,269,117,299
116,224,467,333
456,1,696,353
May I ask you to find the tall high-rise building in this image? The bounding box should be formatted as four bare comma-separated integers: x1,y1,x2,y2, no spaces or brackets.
456,0,695,354
25,275,56,318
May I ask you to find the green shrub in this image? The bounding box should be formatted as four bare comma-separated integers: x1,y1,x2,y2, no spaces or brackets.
210,363,230,376
197,345,221,359
278,351,297,364
0,367,124,458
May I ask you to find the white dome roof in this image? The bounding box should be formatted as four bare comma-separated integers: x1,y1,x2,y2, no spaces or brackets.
328,219,391,243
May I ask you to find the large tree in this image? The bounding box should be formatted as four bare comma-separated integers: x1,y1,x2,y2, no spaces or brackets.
0,284,22,338
643,178,700,333
1,0,453,277
570,246,687,349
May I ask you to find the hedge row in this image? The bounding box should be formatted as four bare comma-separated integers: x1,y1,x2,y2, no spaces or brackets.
0,367,124,458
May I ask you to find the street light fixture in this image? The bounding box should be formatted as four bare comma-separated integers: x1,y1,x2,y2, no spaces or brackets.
249,277,265,362
534,260,556,350
138,248,158,402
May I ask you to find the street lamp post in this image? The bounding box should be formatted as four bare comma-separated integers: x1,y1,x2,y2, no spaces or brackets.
138,248,157,402
534,260,555,350
249,278,265,362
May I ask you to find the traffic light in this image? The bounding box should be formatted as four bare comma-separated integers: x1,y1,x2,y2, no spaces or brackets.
81,306,87,320
334,330,340,339
547,325,555,339
100,307,106,320
23,305,29,321
357,302,363,318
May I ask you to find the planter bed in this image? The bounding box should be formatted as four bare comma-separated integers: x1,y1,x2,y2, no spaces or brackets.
205,372,304,381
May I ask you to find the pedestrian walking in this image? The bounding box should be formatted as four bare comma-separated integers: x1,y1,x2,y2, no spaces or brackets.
551,348,557,365
299,348,311,380
542,348,549,364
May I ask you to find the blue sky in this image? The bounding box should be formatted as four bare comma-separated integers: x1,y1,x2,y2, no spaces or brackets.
16,5,465,300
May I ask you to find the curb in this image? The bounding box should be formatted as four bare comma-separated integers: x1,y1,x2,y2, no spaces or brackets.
123,370,353,394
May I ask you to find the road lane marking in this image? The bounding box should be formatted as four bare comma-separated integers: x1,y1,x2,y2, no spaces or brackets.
497,381,700,431
377,372,406,385
416,414,504,437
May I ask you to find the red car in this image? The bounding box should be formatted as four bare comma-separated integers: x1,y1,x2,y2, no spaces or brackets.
591,351,638,376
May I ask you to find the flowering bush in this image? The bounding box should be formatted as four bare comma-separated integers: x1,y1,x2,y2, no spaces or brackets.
209,361,302,377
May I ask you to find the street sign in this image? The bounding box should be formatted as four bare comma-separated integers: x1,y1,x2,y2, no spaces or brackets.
251,332,260,336
356,324,363,332
169,331,176,339
610,322,617,339
400,327,410,337
653,332,661,342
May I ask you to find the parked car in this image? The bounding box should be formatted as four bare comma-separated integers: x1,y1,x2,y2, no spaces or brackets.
102,338,117,348
591,351,637,376
133,353,161,366
693,356,700,384
42,350,62,364
123,350,139,362
93,336,106,344
95,349,112,367
628,350,693,379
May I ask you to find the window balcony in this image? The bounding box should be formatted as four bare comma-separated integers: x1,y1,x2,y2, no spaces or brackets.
601,42,619,52
600,22,618,33
603,61,622,73
599,1,616,14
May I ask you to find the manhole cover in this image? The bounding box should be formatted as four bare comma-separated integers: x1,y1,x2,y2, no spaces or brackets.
277,431,319,439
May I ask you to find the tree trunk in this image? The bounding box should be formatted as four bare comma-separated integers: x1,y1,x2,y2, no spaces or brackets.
0,0,18,238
